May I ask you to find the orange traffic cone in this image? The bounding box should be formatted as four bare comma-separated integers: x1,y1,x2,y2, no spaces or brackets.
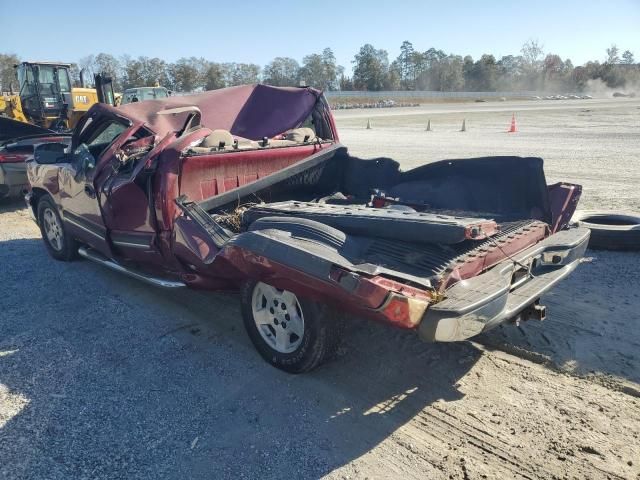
508,113,517,133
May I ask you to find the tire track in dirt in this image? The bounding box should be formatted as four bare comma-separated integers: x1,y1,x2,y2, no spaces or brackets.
374,388,628,479
319,317,640,479
473,248,640,404
478,304,640,399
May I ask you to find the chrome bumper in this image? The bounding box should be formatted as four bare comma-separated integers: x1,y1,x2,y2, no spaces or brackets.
418,227,590,342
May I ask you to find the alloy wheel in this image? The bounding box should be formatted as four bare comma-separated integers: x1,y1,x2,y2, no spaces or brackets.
43,208,64,252
251,282,305,354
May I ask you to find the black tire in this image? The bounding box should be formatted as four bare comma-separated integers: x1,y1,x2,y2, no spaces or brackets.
240,280,344,373
248,216,347,250
37,195,78,261
573,211,640,251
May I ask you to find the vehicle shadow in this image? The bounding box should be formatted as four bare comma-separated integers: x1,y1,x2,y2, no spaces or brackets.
0,196,26,214
477,250,640,386
0,237,480,479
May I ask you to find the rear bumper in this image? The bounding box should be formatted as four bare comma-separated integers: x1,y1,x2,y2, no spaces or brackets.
0,162,28,198
418,227,590,342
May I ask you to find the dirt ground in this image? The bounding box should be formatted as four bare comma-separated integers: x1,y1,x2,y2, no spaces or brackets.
1,99,639,479
336,98,640,211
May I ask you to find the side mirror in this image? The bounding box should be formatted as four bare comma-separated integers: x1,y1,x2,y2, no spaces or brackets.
34,143,68,164
72,144,96,181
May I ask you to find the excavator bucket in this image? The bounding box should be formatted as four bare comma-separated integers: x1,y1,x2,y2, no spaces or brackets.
0,116,55,143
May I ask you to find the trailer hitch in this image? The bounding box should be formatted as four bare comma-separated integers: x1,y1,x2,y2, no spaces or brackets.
512,301,546,326
523,301,547,322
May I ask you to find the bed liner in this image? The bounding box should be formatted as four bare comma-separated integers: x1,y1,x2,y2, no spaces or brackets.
242,200,499,245
176,193,547,290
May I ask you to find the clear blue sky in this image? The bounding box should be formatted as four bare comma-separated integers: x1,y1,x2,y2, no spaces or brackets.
3,0,639,72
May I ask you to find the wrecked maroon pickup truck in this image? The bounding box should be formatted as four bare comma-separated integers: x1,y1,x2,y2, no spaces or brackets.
25,84,589,372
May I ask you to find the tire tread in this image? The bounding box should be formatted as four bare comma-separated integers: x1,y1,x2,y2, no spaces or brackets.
240,281,345,373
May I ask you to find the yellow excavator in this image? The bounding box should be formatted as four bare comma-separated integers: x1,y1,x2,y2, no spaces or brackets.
0,61,115,141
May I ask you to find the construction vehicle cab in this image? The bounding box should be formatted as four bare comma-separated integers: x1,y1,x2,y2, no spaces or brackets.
15,62,72,129
0,61,103,141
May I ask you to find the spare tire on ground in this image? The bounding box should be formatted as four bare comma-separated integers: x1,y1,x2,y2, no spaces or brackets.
572,211,640,251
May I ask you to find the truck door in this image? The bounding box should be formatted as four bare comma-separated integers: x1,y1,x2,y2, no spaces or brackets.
60,113,165,263
97,132,167,265
58,113,135,257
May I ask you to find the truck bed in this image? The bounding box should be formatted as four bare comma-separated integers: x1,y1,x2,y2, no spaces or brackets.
176,147,560,292
238,200,548,288
171,149,584,336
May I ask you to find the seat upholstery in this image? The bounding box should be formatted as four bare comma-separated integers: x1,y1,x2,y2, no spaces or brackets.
198,127,316,153
202,129,235,149
236,138,261,150
285,127,316,143
269,139,298,147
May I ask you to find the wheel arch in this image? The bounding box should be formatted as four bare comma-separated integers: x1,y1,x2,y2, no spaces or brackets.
29,187,50,223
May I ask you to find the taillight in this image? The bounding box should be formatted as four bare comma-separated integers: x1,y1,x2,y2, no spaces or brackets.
0,153,28,163
380,294,429,328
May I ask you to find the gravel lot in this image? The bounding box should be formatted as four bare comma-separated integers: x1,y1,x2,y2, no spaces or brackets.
1,98,639,479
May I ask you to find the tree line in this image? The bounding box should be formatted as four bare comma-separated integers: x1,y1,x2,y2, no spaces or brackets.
0,48,343,94
1,41,637,94
348,40,638,92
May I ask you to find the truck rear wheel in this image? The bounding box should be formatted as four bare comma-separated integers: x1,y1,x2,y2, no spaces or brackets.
240,280,343,373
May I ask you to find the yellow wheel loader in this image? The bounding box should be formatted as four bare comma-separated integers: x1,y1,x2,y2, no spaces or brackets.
0,61,115,141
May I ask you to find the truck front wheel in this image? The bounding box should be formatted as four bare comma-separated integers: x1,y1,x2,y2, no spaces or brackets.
37,195,77,261
240,281,343,373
